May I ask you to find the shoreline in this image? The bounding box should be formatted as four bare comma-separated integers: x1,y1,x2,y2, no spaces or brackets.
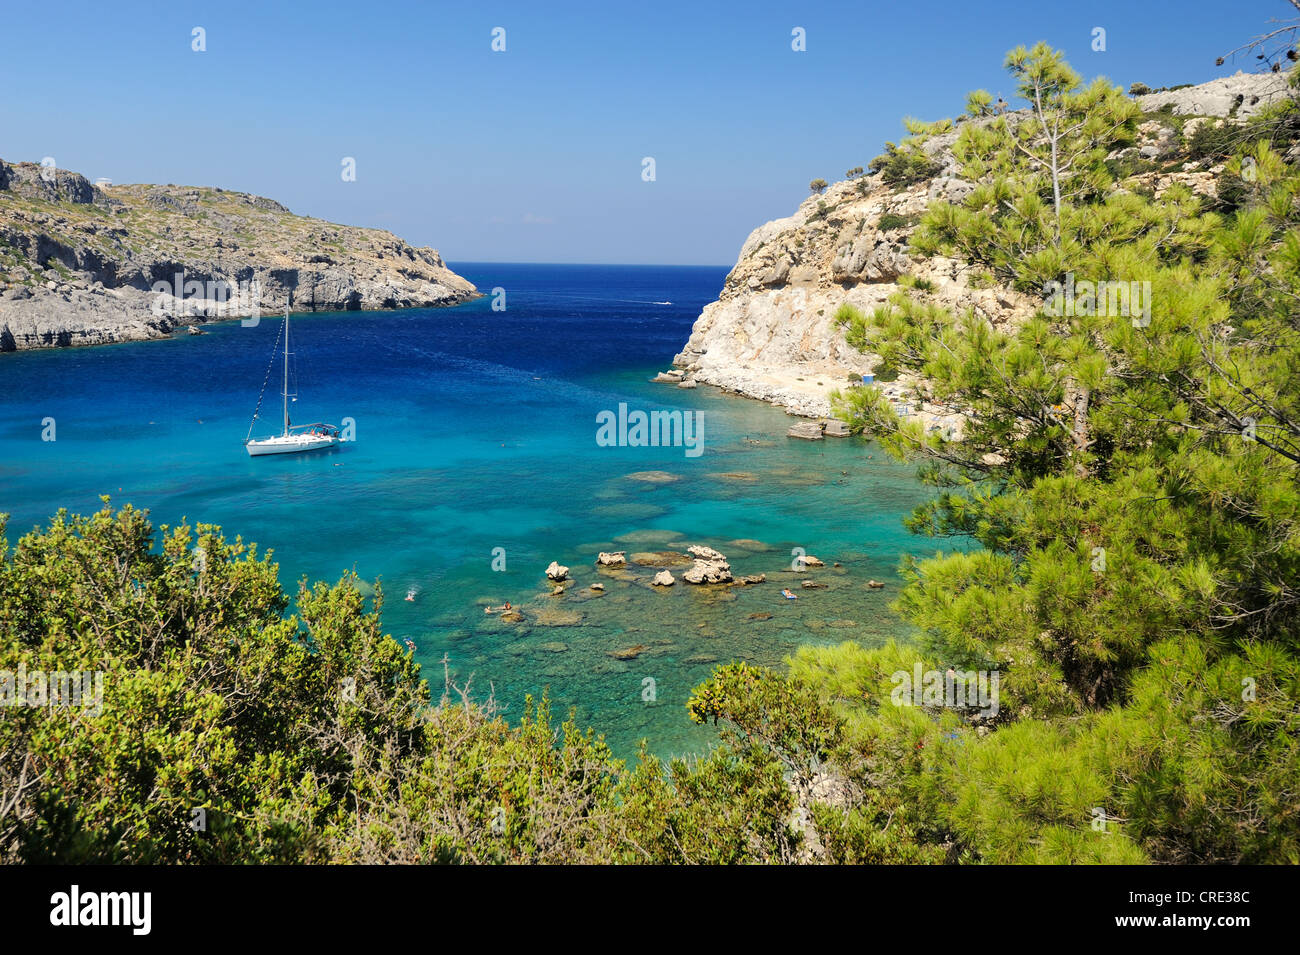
0,292,484,355
655,362,966,436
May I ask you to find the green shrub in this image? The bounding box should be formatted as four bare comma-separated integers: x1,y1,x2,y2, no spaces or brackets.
1187,119,1247,161
869,142,942,188
878,212,913,231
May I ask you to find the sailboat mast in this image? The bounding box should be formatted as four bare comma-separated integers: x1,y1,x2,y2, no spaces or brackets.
282,312,290,436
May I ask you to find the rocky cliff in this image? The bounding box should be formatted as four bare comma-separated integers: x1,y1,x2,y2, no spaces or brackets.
0,159,478,351
672,71,1292,419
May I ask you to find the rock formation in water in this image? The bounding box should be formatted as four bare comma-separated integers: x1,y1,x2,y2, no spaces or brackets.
0,158,478,351
681,545,733,585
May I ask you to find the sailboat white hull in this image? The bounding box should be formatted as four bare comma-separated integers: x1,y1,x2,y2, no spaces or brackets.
245,310,343,458
245,434,338,456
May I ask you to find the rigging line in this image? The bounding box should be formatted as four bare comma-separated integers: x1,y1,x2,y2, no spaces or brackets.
245,317,285,443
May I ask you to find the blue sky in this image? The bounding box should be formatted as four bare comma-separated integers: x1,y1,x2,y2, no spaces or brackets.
0,0,1290,264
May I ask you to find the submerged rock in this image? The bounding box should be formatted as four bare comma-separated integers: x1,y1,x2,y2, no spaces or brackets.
700,588,737,603
625,470,680,484
596,566,639,582
787,421,824,441
609,644,649,660
631,550,693,567
684,653,719,664
591,502,669,521
613,529,687,545
533,606,583,627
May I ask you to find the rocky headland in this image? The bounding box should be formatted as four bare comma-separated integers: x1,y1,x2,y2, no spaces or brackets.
0,158,478,351
669,71,1292,425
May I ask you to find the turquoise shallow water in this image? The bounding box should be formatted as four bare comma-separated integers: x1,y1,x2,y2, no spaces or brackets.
0,264,940,759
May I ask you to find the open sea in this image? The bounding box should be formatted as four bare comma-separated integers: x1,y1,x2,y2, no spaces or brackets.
0,263,941,760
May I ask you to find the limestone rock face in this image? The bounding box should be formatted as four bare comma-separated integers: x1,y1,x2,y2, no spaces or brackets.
545,561,570,581
0,161,97,204
0,158,478,351
671,159,1035,419
672,71,1285,421
596,551,627,566
651,570,675,586
1134,71,1290,119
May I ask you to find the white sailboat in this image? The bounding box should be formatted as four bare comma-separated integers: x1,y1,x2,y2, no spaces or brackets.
245,309,342,457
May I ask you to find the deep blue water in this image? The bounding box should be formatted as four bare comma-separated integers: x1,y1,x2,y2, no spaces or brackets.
0,263,938,759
